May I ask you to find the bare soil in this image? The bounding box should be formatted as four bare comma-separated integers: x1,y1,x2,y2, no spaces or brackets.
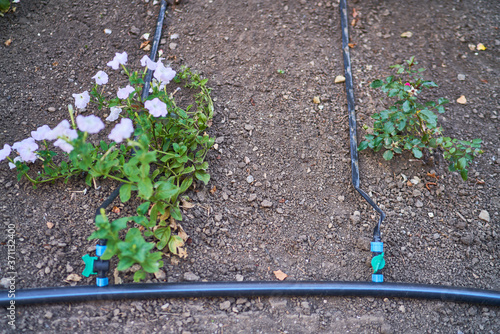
0,0,499,333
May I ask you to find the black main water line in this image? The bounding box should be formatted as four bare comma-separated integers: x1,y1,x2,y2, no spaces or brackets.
1,281,499,306
339,0,386,282
2,0,500,308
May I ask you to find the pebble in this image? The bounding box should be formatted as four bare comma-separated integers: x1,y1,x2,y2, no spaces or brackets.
460,234,474,245
412,189,422,197
169,42,178,50
457,74,466,81
334,75,345,83
268,298,287,308
248,194,257,202
478,210,490,222
129,26,140,35
220,300,231,310
244,124,254,131
415,200,424,208
246,175,254,183
235,274,244,281
399,305,406,313
261,200,273,208
154,269,166,280
44,311,53,319
338,195,344,202
47,107,56,112
170,33,179,39
183,272,200,281
0,277,12,289
350,211,361,222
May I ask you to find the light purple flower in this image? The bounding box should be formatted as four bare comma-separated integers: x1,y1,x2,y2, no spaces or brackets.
107,52,128,70
108,118,134,143
153,63,176,85
92,71,109,85
140,55,158,70
9,156,22,169
31,125,52,141
106,106,123,122
0,144,11,161
76,115,105,134
12,138,38,163
73,91,90,109
145,98,167,118
46,120,78,141
117,85,135,99
53,139,74,153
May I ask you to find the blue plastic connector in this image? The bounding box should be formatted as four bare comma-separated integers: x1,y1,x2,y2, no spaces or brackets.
96,277,109,287
371,241,383,253
96,245,107,257
372,274,384,283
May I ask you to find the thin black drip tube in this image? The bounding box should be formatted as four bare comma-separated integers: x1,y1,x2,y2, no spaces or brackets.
339,0,385,241
1,281,499,306
94,0,168,220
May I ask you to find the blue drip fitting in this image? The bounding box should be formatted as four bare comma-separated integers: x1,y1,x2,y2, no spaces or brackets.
96,245,106,257
371,242,383,253
96,277,109,287
371,241,384,283
372,274,384,283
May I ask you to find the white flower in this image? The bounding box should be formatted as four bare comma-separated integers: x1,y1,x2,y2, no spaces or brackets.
12,138,38,163
54,139,74,153
9,156,22,169
153,63,176,85
107,52,128,70
46,120,78,141
31,125,52,141
145,98,167,118
73,91,90,109
92,71,109,85
117,85,135,99
140,55,158,70
108,118,134,143
106,107,123,122
0,144,11,161
76,115,105,134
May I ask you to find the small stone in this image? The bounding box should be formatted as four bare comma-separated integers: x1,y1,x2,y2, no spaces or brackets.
412,189,422,197
220,301,231,310
269,298,287,308
301,301,310,309
215,136,224,144
154,269,166,280
47,107,56,112
1,277,12,289
244,157,250,164
468,307,477,316
104,29,112,35
246,175,254,183
457,74,466,81
130,26,140,35
235,274,244,282
169,42,178,50
183,272,200,281
478,210,490,222
170,33,179,39
214,213,223,222
45,267,51,274
380,323,393,334
44,311,53,319
244,124,254,131
461,234,474,245
313,96,320,104
399,305,406,313
338,195,344,202
248,194,257,202
350,211,361,222
261,200,272,208
334,75,345,83
236,298,248,305
66,263,73,272
415,200,424,208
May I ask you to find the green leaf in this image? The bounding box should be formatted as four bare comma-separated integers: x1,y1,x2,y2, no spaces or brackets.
170,206,182,221
137,202,151,216
168,235,184,255
383,122,395,134
194,170,210,184
457,157,466,170
412,147,423,159
383,150,394,160
179,176,193,194
155,180,179,201
460,169,468,181
402,100,411,112
138,178,153,199
371,253,385,273
154,226,171,250
357,141,369,151
119,184,132,203
133,269,146,282
370,80,383,88
117,257,135,271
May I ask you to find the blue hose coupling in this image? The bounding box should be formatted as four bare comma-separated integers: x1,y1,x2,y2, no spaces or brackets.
96,244,107,257
96,277,109,287
372,274,384,283
371,241,383,253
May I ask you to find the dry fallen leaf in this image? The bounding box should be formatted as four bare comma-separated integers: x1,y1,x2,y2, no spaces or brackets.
113,268,123,285
468,44,476,51
46,222,54,229
180,199,195,209
313,96,320,104
210,186,217,194
64,274,82,282
476,43,486,51
112,206,120,214
177,224,189,241
140,40,150,49
400,31,413,38
4,38,12,46
273,270,288,281
348,43,356,48
456,95,467,104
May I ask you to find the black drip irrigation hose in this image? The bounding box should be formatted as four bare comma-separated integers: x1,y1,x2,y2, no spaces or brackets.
1,282,499,306
339,0,386,283
2,0,500,307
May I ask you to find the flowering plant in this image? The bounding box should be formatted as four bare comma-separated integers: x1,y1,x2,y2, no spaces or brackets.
358,57,482,181
0,52,214,281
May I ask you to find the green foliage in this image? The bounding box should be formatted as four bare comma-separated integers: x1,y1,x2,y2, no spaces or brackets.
13,64,214,280
358,57,482,181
